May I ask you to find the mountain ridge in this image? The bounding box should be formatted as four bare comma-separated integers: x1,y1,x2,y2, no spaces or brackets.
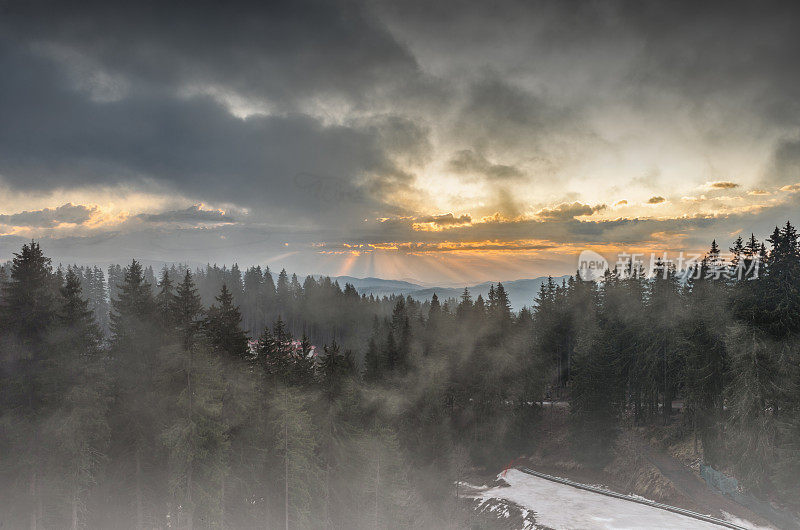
323,274,572,311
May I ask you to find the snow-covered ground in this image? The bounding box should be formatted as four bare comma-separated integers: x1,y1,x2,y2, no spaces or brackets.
466,468,761,530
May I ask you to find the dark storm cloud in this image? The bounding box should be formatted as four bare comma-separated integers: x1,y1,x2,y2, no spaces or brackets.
0,38,426,226
0,203,96,227
0,0,419,107
447,149,524,181
137,205,237,225
769,139,800,185
451,77,580,156
2,0,800,274
383,0,800,180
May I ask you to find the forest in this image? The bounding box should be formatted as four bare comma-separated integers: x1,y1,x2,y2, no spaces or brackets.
1,221,800,529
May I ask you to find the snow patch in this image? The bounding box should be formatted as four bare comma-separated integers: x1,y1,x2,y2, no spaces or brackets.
720,511,773,530
463,469,729,529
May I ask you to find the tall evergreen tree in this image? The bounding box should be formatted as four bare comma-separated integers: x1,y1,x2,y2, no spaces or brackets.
204,284,250,359
156,266,175,330
2,241,55,345
683,249,728,463
173,270,204,350
108,259,160,528
0,241,56,528
48,268,109,530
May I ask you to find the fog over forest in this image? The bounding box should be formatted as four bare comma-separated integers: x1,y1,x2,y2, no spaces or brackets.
4,0,800,528
2,221,800,528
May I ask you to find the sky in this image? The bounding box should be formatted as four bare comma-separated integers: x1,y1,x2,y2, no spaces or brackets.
2,0,800,285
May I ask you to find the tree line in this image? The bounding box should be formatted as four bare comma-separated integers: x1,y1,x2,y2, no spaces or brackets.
1,221,799,527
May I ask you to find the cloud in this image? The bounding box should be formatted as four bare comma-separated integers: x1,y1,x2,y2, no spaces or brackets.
706,181,739,189
768,139,800,185
137,204,237,224
323,240,556,254
447,149,525,180
2,0,800,280
0,39,426,229
535,202,606,220
415,213,472,226
647,196,666,204
748,189,771,196
0,203,97,228
1,0,421,109
682,195,706,203
780,183,800,192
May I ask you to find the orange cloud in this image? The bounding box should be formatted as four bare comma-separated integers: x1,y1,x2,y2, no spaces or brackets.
705,181,739,189
535,202,606,220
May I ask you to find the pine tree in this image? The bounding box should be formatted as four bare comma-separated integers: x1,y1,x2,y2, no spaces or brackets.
173,270,204,350
0,241,56,528
57,267,102,349
384,329,398,372
108,259,159,529
494,282,512,328
204,284,250,359
646,258,684,425
263,266,276,295
229,263,245,307
110,259,155,346
429,293,441,316
390,298,411,372
569,269,626,465
473,293,486,319
257,318,294,380
725,326,779,492
2,241,55,345
271,388,321,529
425,293,442,356
730,235,745,274
363,337,382,381
49,267,109,530
318,340,355,396
683,246,728,463
761,222,800,337
156,266,175,331
456,287,472,321
276,269,290,313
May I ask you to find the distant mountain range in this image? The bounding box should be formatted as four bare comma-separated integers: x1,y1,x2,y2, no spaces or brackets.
323,275,572,311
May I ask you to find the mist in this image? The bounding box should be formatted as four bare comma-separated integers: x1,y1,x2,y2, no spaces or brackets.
2,224,800,528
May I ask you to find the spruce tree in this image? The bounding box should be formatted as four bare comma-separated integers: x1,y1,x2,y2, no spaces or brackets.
2,241,55,346
683,246,728,463
173,270,204,350
156,266,175,330
761,222,800,337
108,259,160,528
570,268,625,465
110,259,155,347
49,267,109,529
276,269,290,312
494,282,512,327
456,287,472,321
363,337,382,381
0,241,56,528
204,284,249,359
271,388,321,529
257,318,294,380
